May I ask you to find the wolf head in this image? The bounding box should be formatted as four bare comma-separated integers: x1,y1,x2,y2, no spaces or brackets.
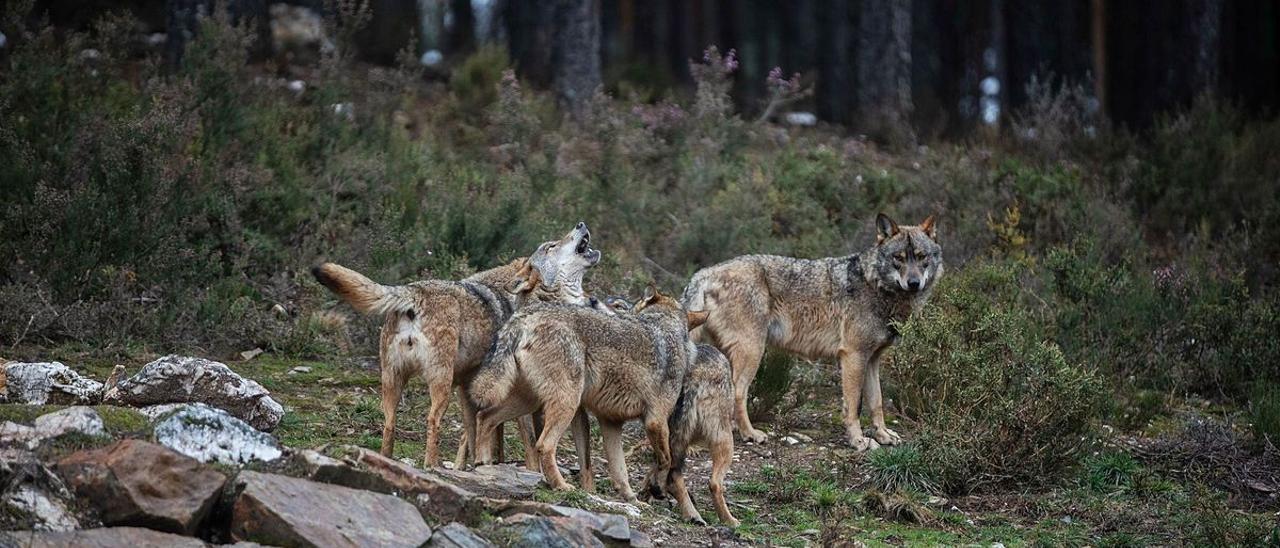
527,221,601,287
863,213,943,293
633,285,683,314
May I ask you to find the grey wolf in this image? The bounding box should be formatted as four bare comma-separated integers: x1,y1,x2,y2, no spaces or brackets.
681,214,942,451
312,222,599,466
468,287,694,501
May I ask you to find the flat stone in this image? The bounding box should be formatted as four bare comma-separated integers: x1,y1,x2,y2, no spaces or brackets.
427,522,494,547
4,362,103,405
55,439,226,535
104,355,284,431
505,514,604,548
333,445,477,522
230,471,433,548
435,463,544,499
0,527,209,547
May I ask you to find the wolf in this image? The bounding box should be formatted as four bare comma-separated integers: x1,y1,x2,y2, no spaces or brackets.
590,299,738,527
468,287,694,501
681,213,941,451
311,222,600,467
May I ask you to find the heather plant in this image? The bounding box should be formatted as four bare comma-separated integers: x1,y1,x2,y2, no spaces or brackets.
892,261,1103,493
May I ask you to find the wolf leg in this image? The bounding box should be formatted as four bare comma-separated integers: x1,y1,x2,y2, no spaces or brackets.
517,415,539,471
600,420,637,502
838,348,879,452
535,400,578,491
379,365,406,457
571,409,594,491
863,353,902,446
422,343,457,467
475,397,536,465
725,341,769,443
454,387,474,467
709,435,739,526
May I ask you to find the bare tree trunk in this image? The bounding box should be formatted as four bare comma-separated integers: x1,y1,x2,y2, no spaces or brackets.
854,0,913,144
552,0,602,115
1187,0,1222,94
816,0,853,124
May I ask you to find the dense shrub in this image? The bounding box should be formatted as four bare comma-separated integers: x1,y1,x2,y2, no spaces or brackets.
891,261,1103,493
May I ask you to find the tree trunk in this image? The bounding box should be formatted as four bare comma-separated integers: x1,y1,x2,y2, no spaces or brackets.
816,0,853,125
552,0,602,115
854,0,913,144
1186,0,1222,95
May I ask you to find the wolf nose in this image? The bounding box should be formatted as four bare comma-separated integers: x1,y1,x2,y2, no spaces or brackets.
908,279,921,291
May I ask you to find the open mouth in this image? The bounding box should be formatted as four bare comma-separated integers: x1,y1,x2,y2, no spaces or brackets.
575,230,591,254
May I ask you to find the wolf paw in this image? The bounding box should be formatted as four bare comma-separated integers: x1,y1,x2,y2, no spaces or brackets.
689,515,709,527
871,427,902,446
722,517,741,528
848,435,881,452
740,428,769,444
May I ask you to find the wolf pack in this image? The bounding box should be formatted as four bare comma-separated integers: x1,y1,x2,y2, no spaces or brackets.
312,214,943,527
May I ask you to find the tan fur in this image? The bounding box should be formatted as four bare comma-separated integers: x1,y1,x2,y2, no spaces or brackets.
468,289,693,501
682,214,943,450
313,224,599,467
639,343,739,527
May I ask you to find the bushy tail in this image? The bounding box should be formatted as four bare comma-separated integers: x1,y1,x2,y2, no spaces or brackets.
469,325,523,410
680,273,708,312
311,263,411,316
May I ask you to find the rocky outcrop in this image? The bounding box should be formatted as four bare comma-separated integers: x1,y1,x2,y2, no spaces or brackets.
103,355,284,431
436,463,545,499
1,407,107,450
0,527,209,547
54,440,226,535
149,403,283,465
230,470,434,547
3,362,103,405
297,446,477,522
506,514,605,548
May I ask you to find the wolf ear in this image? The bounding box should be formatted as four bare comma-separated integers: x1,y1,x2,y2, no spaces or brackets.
875,213,900,243
641,284,657,302
920,215,937,239
686,310,709,330
506,265,542,295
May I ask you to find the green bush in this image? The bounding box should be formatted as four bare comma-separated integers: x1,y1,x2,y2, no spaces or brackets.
892,261,1103,493
748,348,795,421
1250,383,1280,444
865,444,939,494
1079,452,1141,493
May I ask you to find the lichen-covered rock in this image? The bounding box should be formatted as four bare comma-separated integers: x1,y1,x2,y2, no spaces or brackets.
0,527,209,547
230,471,433,547
103,355,284,431
54,439,226,535
1,407,107,449
0,448,81,532
3,362,103,405
150,403,282,465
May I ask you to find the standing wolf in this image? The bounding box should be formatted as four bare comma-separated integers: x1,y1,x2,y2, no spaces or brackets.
312,222,600,466
682,214,941,450
469,288,693,501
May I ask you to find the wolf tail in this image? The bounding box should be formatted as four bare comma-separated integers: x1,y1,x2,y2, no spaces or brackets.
311,263,413,316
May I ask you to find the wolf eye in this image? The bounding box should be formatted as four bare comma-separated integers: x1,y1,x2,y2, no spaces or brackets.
893,253,906,262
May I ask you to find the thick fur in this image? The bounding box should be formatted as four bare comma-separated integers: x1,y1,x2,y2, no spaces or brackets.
641,343,738,527
312,223,599,467
469,291,693,501
681,214,942,450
